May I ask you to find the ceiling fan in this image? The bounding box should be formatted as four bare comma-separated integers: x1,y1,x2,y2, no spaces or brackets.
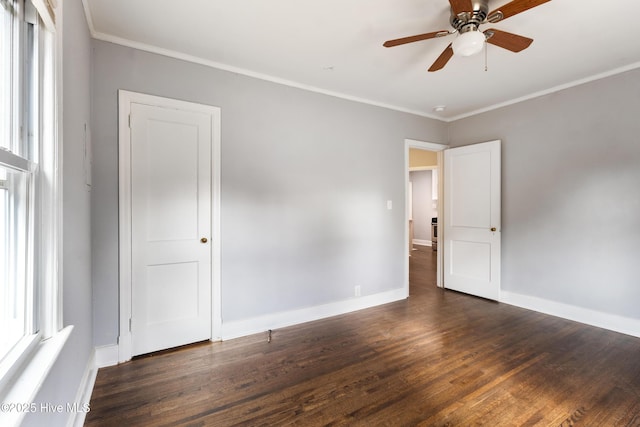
383,0,551,72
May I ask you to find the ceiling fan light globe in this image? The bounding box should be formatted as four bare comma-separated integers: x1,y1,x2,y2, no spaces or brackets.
452,30,486,57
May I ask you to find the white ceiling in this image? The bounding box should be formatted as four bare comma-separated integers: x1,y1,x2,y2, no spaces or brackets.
82,0,640,121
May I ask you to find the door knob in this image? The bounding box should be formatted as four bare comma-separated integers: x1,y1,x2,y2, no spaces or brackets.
201,237,208,243
490,227,497,232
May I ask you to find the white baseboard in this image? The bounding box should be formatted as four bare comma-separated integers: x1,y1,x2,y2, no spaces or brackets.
103,289,407,362
94,344,119,368
67,345,118,426
500,291,640,338
221,288,407,340
412,239,432,247
67,349,97,427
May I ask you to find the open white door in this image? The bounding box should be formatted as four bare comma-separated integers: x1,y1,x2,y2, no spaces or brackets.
443,140,501,300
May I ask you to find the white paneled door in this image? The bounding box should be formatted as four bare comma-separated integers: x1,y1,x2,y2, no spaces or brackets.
129,102,212,356
443,140,501,300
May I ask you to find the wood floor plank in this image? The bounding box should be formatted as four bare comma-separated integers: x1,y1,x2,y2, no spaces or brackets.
86,246,640,426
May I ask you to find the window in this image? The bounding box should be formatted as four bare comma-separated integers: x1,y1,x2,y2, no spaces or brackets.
0,0,59,390
0,164,31,361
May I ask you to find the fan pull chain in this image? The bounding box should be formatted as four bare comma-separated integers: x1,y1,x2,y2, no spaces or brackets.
484,41,488,72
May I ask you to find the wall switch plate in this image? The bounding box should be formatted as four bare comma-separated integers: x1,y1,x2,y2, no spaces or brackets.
387,200,393,210
355,285,361,297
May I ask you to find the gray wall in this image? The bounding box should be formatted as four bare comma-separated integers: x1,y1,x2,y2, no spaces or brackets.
23,1,94,426
449,68,640,320
410,170,437,241
91,40,448,345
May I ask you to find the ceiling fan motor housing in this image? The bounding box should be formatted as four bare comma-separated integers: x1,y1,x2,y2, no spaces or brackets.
450,0,489,32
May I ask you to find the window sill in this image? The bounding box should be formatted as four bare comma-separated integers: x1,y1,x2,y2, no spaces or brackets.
0,325,73,426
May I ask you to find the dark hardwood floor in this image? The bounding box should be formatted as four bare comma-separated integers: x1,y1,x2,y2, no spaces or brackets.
86,246,640,426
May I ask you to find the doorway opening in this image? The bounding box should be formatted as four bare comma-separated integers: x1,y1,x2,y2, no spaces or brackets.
404,139,448,296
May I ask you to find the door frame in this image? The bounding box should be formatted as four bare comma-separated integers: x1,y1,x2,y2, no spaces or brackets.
117,90,222,363
404,139,449,295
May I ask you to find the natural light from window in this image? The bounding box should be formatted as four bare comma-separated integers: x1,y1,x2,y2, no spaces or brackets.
0,165,31,361
0,0,58,384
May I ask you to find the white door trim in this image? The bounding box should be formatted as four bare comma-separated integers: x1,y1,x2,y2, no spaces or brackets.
404,139,449,296
118,90,222,363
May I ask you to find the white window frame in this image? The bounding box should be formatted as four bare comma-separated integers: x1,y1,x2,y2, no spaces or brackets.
0,1,68,424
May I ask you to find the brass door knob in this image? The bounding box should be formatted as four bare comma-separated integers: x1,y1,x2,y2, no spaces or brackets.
201,237,208,243
490,227,497,232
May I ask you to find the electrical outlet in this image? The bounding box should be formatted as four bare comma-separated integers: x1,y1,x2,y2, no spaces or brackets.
355,285,361,297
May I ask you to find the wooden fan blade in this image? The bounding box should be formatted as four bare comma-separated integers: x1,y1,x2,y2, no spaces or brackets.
449,0,474,15
485,28,533,52
489,0,551,21
428,44,454,72
383,31,449,48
